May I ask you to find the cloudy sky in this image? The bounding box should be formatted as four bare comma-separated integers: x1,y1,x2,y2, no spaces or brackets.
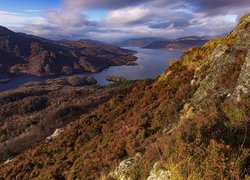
0,0,249,42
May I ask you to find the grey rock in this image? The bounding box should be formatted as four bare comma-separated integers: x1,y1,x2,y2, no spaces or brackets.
147,162,171,180
109,154,141,180
233,50,250,101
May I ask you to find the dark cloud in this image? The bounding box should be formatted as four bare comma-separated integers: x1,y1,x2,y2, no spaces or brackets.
183,0,250,15
185,0,249,10
148,21,171,29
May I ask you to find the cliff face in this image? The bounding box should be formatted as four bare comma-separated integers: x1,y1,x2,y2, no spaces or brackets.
0,14,249,179
0,27,136,76
191,14,250,104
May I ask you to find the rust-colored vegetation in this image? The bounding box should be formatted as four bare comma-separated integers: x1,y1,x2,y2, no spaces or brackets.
0,14,250,180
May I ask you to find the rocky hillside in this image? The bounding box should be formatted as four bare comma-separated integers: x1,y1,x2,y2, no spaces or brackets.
0,14,249,179
144,36,208,51
0,26,137,76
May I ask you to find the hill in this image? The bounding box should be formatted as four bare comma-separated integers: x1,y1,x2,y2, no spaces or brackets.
0,13,249,179
0,26,137,77
143,36,209,51
0,78,138,164
117,37,165,47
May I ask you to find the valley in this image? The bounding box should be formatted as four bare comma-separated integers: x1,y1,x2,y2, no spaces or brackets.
0,47,182,92
0,13,249,179
0,0,249,177
0,26,137,77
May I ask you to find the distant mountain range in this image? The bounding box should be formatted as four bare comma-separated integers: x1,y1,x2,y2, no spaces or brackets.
0,26,136,77
117,37,165,47
144,36,209,51
118,36,209,51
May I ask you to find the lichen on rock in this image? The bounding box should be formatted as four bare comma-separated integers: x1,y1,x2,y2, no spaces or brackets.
147,162,171,180
191,13,250,104
233,50,250,101
109,153,141,180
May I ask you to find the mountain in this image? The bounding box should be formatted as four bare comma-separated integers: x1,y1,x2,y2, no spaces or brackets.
0,13,250,179
143,36,209,51
118,36,208,51
0,26,136,77
176,36,207,40
117,37,165,47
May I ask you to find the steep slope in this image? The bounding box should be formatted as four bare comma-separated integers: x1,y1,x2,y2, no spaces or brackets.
144,36,208,51
0,79,138,164
0,14,249,179
0,26,136,76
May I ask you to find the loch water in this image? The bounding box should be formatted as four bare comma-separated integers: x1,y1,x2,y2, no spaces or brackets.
0,47,182,92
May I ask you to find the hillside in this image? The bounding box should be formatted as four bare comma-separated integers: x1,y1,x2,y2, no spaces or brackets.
0,26,136,76
144,36,209,51
0,13,249,180
0,78,138,164
117,37,164,47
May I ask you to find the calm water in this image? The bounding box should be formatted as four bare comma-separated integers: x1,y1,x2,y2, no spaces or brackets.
0,47,182,92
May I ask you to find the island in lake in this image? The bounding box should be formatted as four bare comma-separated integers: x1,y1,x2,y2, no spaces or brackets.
106,76,127,82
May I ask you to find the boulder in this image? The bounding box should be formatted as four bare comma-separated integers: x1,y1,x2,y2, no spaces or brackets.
147,162,171,180
109,153,141,180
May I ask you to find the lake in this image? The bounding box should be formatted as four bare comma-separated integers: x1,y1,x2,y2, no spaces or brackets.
0,47,182,92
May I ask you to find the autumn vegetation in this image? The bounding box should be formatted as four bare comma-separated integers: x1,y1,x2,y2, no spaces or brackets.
0,13,249,180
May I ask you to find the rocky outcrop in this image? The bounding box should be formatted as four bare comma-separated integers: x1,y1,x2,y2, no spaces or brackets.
190,14,250,105
109,159,171,180
46,128,64,140
147,162,171,180
227,13,250,50
109,153,141,180
233,50,250,101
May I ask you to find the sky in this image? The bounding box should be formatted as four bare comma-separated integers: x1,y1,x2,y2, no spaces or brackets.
0,0,249,42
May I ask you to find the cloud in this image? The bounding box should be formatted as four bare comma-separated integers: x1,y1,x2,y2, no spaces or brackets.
10,23,93,40
148,21,171,29
46,9,96,27
25,10,42,12
0,11,46,26
63,0,152,9
183,0,250,14
104,7,150,26
3,0,250,42
0,11,25,16
186,14,237,36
